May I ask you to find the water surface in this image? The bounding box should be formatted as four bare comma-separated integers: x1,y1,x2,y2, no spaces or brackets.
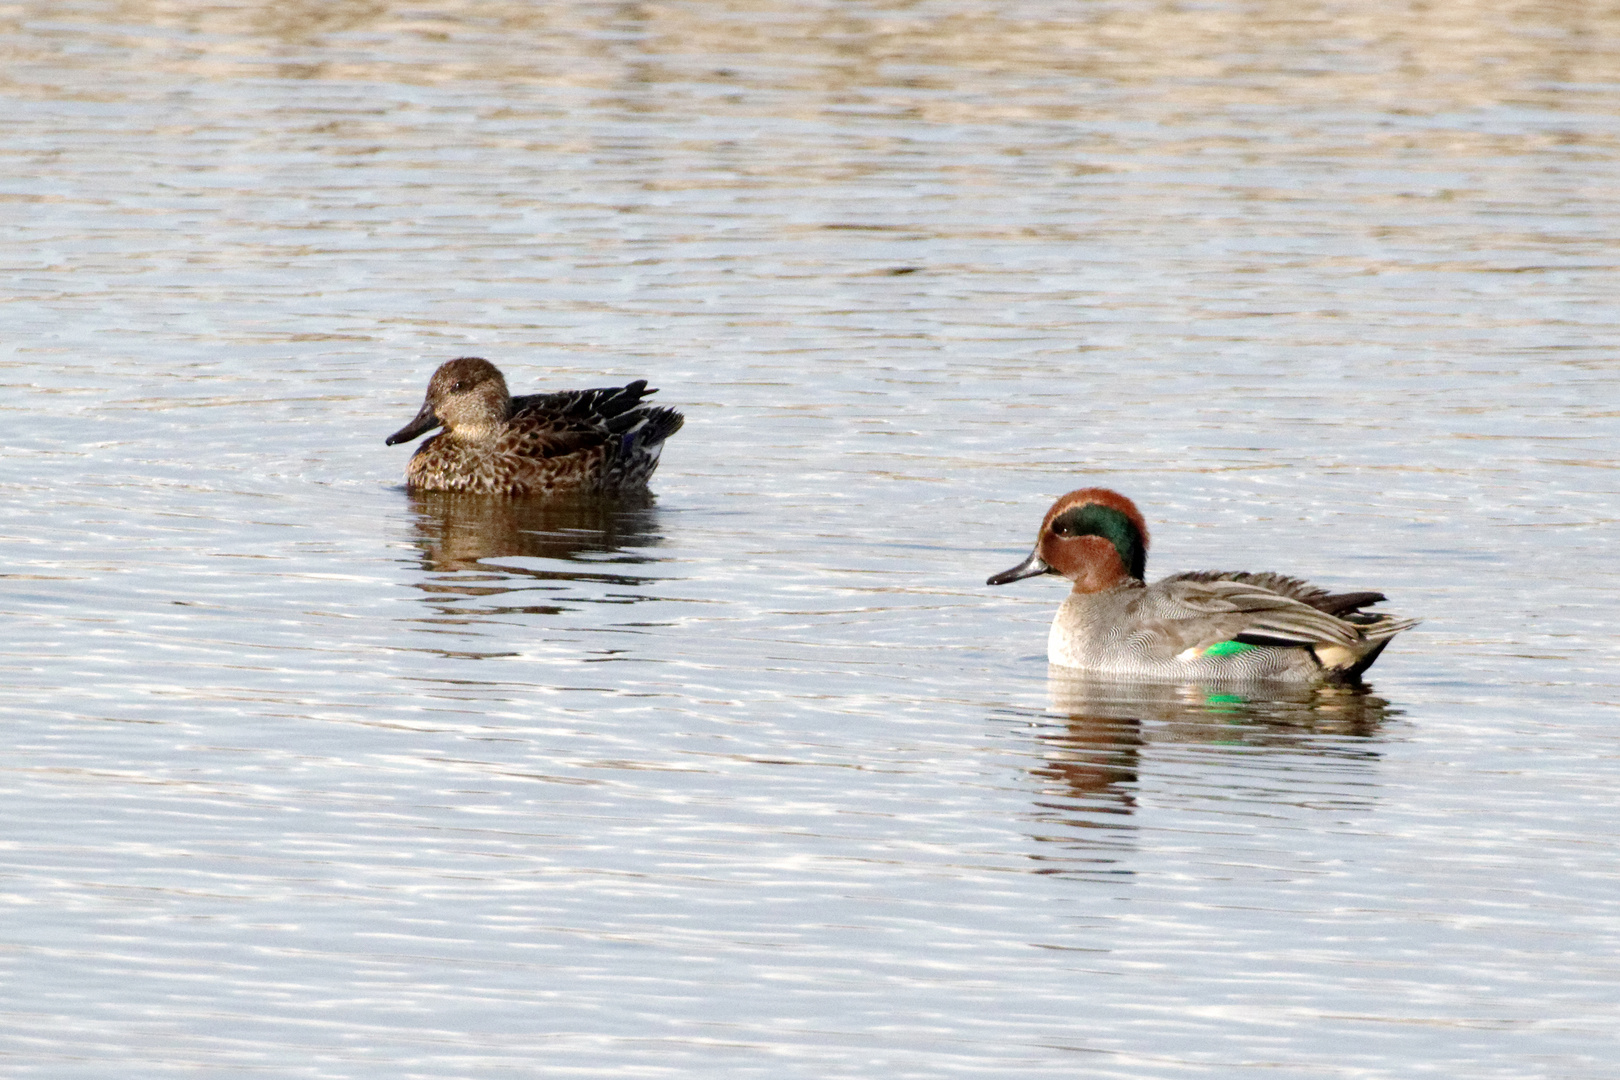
3,2,1619,1077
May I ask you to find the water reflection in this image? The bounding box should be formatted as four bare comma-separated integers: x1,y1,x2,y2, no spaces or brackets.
1047,673,1397,744
1022,673,1396,878
401,491,667,626
406,491,663,571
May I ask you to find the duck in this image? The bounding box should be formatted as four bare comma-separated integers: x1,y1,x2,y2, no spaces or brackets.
385,357,683,496
987,488,1418,682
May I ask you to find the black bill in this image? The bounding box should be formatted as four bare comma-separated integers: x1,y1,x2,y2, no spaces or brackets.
385,400,442,446
987,549,1053,586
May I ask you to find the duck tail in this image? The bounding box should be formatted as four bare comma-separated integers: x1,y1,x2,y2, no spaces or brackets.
1364,614,1422,641
631,405,685,448
1324,615,1421,681
597,406,685,491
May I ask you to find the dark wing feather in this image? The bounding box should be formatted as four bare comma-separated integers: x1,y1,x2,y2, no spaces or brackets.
510,380,654,422
613,404,684,443
502,380,679,461
1164,570,1387,618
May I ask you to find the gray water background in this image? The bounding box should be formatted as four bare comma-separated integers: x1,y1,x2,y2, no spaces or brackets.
3,2,1619,1076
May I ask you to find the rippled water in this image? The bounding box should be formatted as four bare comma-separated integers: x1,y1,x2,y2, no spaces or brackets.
4,2,1619,1077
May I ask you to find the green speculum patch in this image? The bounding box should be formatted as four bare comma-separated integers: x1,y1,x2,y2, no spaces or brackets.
1202,640,1257,657
1051,504,1147,579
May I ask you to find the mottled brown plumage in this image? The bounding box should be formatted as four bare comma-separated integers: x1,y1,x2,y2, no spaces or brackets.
385,357,683,496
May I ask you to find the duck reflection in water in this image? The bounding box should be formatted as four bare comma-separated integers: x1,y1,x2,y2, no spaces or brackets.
1023,674,1396,877
403,490,666,624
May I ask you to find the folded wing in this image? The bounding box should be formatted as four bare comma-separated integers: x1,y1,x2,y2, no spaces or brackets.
502,381,683,461
1152,576,1367,653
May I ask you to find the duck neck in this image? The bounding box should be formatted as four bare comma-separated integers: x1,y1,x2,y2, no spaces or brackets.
447,419,502,445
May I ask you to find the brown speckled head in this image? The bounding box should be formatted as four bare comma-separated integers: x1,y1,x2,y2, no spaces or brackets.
987,487,1151,594
386,357,512,447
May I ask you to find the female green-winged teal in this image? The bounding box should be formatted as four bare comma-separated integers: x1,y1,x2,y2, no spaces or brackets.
385,357,683,496
988,488,1418,681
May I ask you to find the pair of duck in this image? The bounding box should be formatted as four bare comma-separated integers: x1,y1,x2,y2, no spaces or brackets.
388,358,1418,683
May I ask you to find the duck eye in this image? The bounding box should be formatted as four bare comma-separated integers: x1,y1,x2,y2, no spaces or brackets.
450,380,467,392
1052,523,1069,536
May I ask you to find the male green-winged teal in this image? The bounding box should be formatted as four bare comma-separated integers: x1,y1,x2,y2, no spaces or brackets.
988,488,1418,681
385,357,683,496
